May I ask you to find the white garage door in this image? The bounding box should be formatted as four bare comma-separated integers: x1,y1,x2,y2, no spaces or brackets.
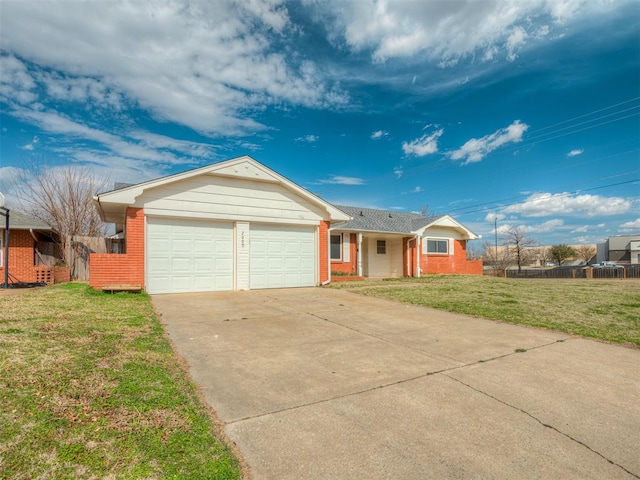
146,217,233,294
250,225,315,289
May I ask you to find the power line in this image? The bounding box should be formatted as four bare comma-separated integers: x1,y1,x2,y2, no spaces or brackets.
438,177,640,217
526,96,640,134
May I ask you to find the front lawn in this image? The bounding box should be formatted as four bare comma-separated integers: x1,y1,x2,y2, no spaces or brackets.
0,283,243,479
332,276,640,347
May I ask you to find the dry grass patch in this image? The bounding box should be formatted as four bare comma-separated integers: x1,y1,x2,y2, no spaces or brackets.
0,283,242,480
333,276,640,347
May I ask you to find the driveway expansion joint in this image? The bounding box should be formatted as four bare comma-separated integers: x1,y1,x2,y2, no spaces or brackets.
444,374,640,479
224,340,566,427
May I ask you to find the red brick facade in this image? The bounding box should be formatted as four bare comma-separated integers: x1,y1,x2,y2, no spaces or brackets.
0,229,70,285
419,239,483,275
330,233,358,274
0,229,37,283
330,234,482,280
89,207,145,290
319,220,331,284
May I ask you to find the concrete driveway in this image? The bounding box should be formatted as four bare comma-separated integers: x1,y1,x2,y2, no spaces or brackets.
152,288,640,480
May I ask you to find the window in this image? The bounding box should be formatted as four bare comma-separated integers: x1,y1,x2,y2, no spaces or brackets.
0,234,3,267
426,239,449,254
330,234,342,261
377,240,386,254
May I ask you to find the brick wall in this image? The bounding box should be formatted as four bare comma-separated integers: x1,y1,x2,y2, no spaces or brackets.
89,207,145,289
420,239,483,275
0,229,37,284
330,233,358,274
319,221,330,284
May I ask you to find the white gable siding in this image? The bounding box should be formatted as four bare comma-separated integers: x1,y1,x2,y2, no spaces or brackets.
423,226,467,240
134,175,326,225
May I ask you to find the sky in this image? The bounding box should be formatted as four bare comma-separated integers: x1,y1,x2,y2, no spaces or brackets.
1,0,639,248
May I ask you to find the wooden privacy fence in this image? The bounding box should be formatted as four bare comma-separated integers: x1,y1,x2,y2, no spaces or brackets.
68,236,124,281
505,265,640,280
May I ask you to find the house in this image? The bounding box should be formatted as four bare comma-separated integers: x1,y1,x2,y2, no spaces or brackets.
330,206,482,278
90,156,481,294
0,212,70,286
597,235,640,264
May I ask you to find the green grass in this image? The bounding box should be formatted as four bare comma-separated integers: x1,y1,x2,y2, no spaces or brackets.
331,276,640,346
0,283,243,480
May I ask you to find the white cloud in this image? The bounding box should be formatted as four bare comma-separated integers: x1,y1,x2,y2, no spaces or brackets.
393,167,403,179
295,134,319,143
316,0,619,64
567,148,584,157
0,166,25,196
571,225,589,233
20,135,39,151
484,212,506,222
449,120,528,164
529,219,564,233
506,26,528,61
402,129,443,157
371,130,388,140
0,55,38,105
502,192,633,218
315,175,365,186
412,186,423,193
620,218,640,231
0,1,348,137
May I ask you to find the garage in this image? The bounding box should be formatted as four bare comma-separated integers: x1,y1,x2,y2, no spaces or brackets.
250,224,315,289
90,156,350,293
146,217,233,294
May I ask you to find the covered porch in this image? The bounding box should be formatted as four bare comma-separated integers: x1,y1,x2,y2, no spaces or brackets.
330,231,415,279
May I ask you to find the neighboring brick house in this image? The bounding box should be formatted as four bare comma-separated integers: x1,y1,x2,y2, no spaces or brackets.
330,206,482,278
0,212,70,286
90,156,482,293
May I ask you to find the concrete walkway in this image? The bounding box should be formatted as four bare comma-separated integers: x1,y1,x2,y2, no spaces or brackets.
152,288,640,480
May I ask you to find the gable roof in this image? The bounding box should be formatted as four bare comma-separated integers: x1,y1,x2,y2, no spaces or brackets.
94,156,350,223
4,212,53,231
333,205,479,239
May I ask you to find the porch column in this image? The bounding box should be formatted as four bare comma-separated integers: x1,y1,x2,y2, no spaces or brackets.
416,236,421,277
357,233,363,277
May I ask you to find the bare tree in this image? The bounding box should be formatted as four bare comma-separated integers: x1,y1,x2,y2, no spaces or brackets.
530,246,552,267
576,244,596,265
482,241,512,274
503,226,537,272
11,161,109,265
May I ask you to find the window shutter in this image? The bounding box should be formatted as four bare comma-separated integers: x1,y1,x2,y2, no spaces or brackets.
343,234,350,262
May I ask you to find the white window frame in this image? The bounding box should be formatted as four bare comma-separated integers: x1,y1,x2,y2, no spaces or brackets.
330,234,342,261
424,238,451,255
0,234,3,267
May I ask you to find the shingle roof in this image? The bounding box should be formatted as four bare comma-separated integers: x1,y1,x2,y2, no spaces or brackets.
333,205,441,234
4,212,53,230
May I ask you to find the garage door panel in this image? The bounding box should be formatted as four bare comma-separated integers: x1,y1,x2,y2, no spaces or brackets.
147,218,233,294
250,225,315,289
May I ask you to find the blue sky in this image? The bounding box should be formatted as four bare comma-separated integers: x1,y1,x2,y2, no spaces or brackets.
1,0,639,247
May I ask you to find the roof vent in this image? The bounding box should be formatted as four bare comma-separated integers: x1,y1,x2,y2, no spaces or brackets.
388,213,392,218
359,211,364,216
